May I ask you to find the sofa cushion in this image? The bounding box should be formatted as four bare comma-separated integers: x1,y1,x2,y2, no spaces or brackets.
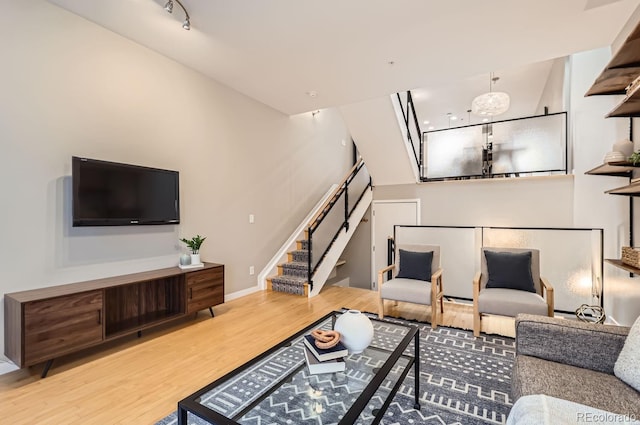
396,249,432,281
484,250,536,292
507,394,640,425
478,288,548,317
512,354,640,417
380,278,432,305
614,315,640,392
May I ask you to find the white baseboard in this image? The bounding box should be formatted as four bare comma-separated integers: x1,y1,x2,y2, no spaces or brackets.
225,285,261,302
0,360,18,376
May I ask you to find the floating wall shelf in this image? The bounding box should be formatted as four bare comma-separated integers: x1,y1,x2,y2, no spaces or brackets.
585,161,638,177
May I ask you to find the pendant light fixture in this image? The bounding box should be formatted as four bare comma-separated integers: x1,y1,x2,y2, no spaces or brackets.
471,72,510,116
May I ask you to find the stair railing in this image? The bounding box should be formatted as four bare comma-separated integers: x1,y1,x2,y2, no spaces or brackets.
396,91,424,179
306,159,371,291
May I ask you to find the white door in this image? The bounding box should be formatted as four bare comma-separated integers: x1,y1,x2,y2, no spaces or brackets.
371,200,420,290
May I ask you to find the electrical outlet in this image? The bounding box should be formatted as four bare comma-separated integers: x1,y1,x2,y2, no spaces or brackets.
249,266,255,275
249,214,255,224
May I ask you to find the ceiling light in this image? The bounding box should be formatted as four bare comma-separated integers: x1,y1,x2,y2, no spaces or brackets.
428,126,434,130
450,115,458,121
472,73,510,116
423,120,430,125
482,118,489,122
162,0,190,30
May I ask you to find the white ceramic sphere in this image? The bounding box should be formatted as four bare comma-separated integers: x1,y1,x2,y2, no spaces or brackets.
334,310,374,354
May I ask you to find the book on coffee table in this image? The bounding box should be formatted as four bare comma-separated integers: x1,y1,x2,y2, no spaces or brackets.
303,334,348,361
303,346,346,375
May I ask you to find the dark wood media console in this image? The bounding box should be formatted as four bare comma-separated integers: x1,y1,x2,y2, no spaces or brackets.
4,262,224,377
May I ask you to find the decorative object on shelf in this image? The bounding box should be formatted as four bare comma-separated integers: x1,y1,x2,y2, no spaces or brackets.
471,73,510,117
162,0,191,30
334,310,374,354
613,138,634,158
180,234,206,265
178,262,204,270
622,246,640,268
575,303,606,324
179,253,191,266
604,151,626,164
630,151,640,166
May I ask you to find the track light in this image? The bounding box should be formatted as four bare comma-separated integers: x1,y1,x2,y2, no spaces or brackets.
162,0,190,30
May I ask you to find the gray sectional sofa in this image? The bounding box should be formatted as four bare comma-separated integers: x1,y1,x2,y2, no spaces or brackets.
509,314,640,424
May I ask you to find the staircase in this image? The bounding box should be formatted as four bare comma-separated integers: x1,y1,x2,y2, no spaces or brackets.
262,159,372,297
267,240,310,296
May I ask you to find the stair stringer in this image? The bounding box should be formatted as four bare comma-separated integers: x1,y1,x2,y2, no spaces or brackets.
258,184,338,291
308,187,372,297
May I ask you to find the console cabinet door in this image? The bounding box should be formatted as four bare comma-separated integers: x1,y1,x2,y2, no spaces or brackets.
24,290,103,366
186,267,224,314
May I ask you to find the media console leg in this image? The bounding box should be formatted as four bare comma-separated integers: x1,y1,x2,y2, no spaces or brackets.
41,359,54,378
209,307,215,317
137,330,142,338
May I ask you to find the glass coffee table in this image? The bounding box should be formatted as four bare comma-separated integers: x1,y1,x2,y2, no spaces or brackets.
178,311,420,425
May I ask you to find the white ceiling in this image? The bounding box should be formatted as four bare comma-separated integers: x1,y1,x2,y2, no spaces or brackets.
411,58,560,130
47,0,640,115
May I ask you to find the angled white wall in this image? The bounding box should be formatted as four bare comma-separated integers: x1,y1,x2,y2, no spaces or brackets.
339,97,417,186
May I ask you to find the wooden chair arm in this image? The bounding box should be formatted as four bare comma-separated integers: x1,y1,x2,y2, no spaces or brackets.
431,268,442,282
473,271,482,301
377,264,396,292
541,276,554,316
473,271,481,290
431,267,444,301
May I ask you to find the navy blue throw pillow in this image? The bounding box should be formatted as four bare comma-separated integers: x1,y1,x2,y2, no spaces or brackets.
396,249,433,281
484,250,536,293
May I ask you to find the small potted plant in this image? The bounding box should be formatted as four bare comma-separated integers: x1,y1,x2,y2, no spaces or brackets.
180,235,206,265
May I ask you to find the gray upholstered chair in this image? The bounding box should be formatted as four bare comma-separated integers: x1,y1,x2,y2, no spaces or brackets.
473,247,554,337
378,244,444,329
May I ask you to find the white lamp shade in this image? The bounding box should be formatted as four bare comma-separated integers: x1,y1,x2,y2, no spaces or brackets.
471,91,510,116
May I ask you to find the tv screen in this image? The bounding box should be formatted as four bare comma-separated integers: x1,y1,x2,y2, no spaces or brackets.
72,156,180,226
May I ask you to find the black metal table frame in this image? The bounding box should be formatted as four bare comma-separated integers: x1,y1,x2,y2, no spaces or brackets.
177,311,421,425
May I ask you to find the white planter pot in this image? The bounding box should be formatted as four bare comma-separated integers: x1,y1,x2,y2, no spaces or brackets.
190,254,201,265
334,309,374,354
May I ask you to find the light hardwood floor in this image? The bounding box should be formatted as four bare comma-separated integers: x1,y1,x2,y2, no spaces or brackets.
0,286,514,425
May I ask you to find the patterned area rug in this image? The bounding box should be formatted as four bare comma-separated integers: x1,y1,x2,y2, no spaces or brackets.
157,314,515,425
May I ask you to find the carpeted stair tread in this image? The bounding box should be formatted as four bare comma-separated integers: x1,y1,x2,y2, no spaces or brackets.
289,249,309,263
270,275,307,285
278,261,307,269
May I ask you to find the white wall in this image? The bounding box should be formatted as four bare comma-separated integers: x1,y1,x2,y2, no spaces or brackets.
0,1,352,360
569,48,640,326
374,175,574,227
535,56,566,115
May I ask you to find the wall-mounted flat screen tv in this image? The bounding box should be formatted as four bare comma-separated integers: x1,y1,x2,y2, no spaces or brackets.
72,156,180,226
